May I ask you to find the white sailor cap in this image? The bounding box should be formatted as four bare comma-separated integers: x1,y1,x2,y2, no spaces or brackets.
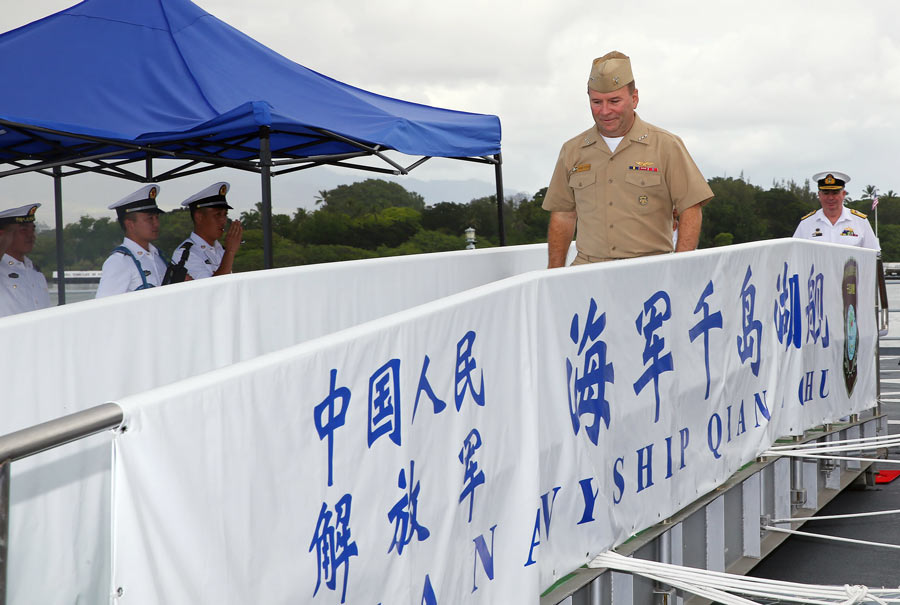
812,171,850,191
181,182,232,210
0,203,40,226
109,185,164,218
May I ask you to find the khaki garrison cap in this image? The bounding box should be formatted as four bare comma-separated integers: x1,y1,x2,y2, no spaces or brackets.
588,51,634,93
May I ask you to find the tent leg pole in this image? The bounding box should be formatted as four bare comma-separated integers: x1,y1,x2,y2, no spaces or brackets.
260,127,274,269
493,153,505,246
53,167,65,305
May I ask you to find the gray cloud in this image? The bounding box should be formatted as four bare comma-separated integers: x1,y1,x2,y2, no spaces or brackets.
5,0,900,224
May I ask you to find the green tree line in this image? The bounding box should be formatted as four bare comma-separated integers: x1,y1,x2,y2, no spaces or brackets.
28,176,900,276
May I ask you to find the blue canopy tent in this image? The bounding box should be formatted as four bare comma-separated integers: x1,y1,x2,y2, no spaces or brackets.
0,0,504,301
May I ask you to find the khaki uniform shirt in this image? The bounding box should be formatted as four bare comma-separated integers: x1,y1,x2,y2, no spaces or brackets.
792,207,880,251
542,114,713,259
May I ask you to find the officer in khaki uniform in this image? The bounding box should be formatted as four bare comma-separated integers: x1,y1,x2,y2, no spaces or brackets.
543,51,714,267
792,171,879,250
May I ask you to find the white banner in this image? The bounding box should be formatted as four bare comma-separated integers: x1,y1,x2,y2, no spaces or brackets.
111,240,877,604
2,244,549,605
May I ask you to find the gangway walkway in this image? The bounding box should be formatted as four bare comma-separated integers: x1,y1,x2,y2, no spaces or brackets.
540,263,896,605
0,240,882,605
746,352,900,592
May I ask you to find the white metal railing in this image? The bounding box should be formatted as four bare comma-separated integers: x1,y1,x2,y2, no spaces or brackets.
0,404,122,605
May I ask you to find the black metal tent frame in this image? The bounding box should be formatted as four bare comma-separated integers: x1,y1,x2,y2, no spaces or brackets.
0,119,506,303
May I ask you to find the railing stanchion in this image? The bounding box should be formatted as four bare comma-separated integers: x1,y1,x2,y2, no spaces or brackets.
0,460,9,605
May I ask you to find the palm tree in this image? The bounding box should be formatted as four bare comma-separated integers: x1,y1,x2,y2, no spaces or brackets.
862,184,878,200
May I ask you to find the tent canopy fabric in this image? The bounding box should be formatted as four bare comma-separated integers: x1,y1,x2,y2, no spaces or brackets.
0,0,501,166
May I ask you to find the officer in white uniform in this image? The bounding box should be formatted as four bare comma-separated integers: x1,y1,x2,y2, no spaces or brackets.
171,182,243,279
793,171,879,250
0,203,50,317
96,185,171,298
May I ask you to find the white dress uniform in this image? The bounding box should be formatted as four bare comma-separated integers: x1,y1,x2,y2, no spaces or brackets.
0,203,50,318
792,206,880,251
173,181,234,279
0,253,50,317
95,184,169,298
172,232,224,279
95,237,169,298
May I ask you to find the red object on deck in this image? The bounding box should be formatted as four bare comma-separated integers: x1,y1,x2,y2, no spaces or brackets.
874,470,900,484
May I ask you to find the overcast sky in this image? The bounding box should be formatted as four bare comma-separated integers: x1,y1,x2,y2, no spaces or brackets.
4,0,900,224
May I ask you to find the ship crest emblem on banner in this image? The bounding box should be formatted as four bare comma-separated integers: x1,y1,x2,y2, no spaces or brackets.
843,259,858,396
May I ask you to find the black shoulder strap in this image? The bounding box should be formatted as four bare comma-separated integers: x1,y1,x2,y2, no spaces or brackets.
179,241,194,265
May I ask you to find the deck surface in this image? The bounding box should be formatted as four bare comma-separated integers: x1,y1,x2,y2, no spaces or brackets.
749,351,900,589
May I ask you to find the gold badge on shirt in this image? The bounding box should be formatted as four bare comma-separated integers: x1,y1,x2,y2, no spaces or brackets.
628,161,658,173
638,195,649,206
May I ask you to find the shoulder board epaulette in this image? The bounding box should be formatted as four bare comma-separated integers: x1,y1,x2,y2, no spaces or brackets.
800,210,816,220
850,209,868,219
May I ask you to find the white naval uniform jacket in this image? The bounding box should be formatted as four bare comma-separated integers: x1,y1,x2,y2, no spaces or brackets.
172,232,224,280
792,207,880,251
0,254,50,318
95,237,168,298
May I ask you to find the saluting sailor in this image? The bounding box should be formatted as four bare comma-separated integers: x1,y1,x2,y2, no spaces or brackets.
0,203,50,317
171,182,243,279
96,185,173,298
793,171,879,250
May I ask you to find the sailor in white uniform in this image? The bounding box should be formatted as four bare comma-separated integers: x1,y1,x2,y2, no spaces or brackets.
171,182,243,279
793,171,879,250
96,185,171,298
0,203,50,317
